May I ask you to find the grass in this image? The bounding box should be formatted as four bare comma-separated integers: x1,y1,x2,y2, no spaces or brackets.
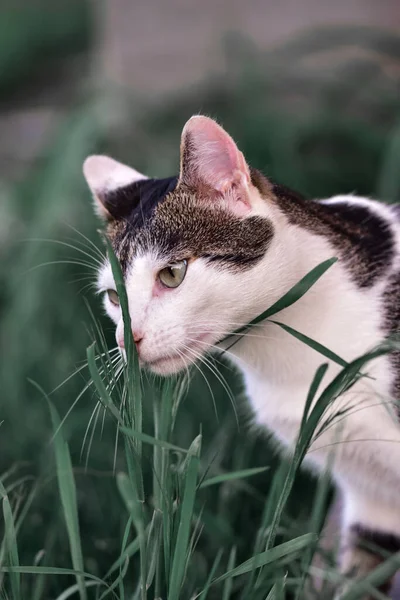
1,244,399,598
1,22,400,600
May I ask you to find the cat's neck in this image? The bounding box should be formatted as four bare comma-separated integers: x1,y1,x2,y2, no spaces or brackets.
221,193,391,389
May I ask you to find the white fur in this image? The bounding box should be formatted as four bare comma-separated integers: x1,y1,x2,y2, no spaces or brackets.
98,186,400,544
83,155,147,193
83,155,147,218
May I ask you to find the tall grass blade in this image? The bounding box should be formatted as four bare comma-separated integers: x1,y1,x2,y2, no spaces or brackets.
0,566,114,596
106,240,142,454
198,549,223,600
212,533,316,584
222,546,237,600
169,435,202,600
30,382,87,600
116,472,147,600
199,466,269,489
0,480,20,600
269,321,348,368
145,510,163,592
340,552,400,599
226,258,337,341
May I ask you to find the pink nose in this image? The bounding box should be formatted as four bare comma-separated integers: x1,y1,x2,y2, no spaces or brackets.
133,331,143,345
117,332,143,350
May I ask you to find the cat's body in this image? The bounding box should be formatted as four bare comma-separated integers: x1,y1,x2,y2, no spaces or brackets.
84,116,400,598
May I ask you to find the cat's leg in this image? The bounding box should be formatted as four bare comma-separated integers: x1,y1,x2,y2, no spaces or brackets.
335,489,400,599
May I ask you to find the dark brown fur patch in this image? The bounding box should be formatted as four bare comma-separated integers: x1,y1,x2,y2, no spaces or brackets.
351,523,400,556
339,524,400,596
265,177,395,289
383,270,400,402
106,180,274,273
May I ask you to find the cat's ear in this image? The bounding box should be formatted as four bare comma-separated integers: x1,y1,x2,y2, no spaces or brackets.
179,116,251,215
83,155,147,220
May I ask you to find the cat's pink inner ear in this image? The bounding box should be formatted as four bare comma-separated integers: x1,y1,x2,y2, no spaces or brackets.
180,116,251,210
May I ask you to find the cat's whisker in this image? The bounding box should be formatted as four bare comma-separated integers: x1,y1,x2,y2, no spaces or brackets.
25,259,100,276
83,401,104,468
25,237,104,269
71,274,96,284
78,281,98,295
81,356,126,466
178,346,220,420
64,224,106,262
187,324,280,343
315,398,397,440
37,237,104,266
186,336,254,373
64,236,105,267
309,437,400,455
182,343,238,424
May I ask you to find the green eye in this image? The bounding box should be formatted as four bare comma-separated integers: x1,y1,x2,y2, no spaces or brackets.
158,260,188,288
106,289,120,306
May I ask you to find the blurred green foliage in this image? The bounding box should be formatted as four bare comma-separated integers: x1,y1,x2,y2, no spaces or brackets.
0,1,90,98
0,15,399,598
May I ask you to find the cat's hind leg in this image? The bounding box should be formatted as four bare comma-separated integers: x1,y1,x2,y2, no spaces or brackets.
335,491,400,599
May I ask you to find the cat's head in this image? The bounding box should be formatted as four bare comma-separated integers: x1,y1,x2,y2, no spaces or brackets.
83,116,286,375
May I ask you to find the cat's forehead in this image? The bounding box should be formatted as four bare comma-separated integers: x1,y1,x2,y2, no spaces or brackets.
106,177,274,275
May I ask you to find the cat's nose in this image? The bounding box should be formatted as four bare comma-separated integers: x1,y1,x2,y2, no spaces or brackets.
133,331,143,346
117,331,143,350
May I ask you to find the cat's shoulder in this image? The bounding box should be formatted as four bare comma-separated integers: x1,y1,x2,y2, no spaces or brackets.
269,185,399,288
318,194,400,228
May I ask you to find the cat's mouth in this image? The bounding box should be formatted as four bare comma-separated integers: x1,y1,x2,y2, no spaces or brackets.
144,333,211,376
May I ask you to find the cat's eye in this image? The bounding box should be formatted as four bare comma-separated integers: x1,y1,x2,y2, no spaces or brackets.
106,289,120,306
158,260,188,288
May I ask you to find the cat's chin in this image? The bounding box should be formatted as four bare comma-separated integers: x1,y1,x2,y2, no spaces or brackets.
143,333,213,376
144,354,191,376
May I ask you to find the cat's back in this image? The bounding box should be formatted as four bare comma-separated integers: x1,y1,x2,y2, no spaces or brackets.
314,194,400,289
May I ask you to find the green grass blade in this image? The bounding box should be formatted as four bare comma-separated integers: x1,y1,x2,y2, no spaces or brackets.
248,258,337,326
106,240,142,453
222,546,237,600
296,343,397,465
213,534,316,584
100,517,134,599
105,239,134,374
86,343,123,424
227,258,337,340
294,463,333,600
116,472,147,600
263,364,329,555
49,423,86,598
198,549,223,600
269,320,348,368
55,580,98,600
300,363,329,433
0,480,20,600
340,551,400,599
265,583,277,600
120,427,189,454
199,466,269,489
145,510,163,592
168,435,202,600
30,382,87,600
0,566,115,596
105,526,143,580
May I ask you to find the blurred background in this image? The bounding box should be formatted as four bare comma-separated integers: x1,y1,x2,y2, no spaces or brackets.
1,1,400,597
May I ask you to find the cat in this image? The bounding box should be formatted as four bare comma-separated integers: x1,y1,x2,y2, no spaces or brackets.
83,115,400,599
